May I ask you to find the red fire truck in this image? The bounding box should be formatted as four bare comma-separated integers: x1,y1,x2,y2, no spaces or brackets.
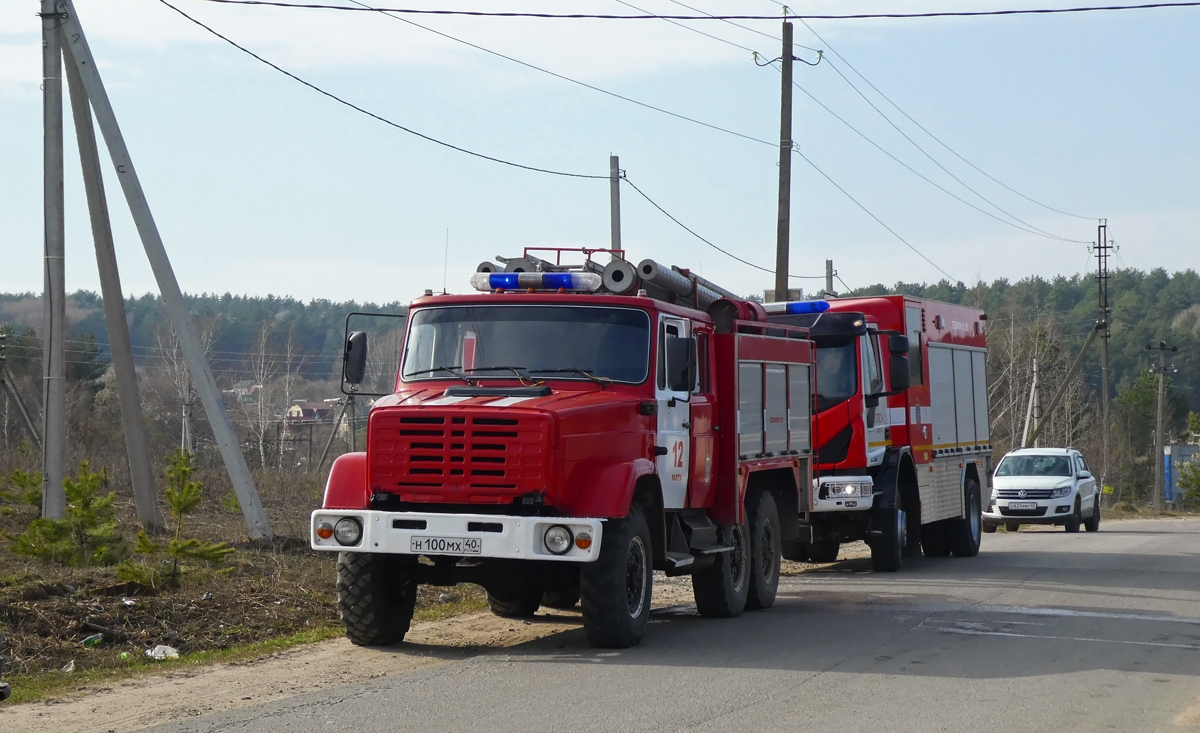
766,296,990,569
310,251,823,648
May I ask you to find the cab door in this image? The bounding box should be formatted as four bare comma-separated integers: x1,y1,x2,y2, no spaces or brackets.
656,317,691,510
862,332,888,467
1076,454,1097,513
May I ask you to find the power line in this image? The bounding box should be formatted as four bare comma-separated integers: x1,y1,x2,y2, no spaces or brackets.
156,0,605,179
620,177,822,280
787,11,1096,221
186,0,1200,20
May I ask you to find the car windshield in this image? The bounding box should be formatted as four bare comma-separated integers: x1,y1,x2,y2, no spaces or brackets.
995,455,1074,477
816,341,858,412
401,305,651,384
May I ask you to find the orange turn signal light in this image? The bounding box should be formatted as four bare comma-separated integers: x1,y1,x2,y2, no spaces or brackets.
575,532,593,550
316,522,334,539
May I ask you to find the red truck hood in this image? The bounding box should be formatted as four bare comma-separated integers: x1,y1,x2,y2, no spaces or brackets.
367,387,647,511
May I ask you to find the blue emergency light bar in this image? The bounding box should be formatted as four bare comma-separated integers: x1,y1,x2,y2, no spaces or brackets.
469,271,603,292
762,300,831,315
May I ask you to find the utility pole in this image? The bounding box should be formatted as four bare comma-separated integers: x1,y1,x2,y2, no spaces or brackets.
1093,220,1113,493
0,340,42,451
1148,340,1177,512
609,155,622,254
63,43,162,532
774,21,794,301
41,0,66,520
825,259,836,298
1021,358,1039,448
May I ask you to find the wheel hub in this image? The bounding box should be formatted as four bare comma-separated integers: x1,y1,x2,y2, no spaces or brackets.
625,536,647,618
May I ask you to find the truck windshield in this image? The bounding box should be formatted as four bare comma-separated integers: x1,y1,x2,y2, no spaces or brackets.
816,341,858,412
401,305,651,384
995,455,1073,477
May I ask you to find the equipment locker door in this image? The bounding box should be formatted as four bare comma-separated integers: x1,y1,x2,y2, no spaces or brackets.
656,316,691,510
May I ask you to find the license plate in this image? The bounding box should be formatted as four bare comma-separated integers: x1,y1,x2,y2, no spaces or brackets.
1008,502,1038,510
410,536,482,555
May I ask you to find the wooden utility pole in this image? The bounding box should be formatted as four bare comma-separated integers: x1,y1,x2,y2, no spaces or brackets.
63,43,162,531
1148,340,1177,512
609,155,622,253
41,0,67,519
774,21,794,301
58,0,272,539
825,259,836,298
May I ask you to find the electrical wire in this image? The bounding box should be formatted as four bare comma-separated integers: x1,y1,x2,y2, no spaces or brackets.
620,177,823,280
156,0,606,179
781,8,1097,221
186,0,1200,20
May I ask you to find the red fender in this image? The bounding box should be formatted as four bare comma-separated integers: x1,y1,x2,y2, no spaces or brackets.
322,452,369,510
571,458,657,518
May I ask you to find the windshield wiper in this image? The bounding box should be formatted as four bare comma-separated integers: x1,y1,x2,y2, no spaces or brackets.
529,368,612,388
465,365,533,380
402,365,474,383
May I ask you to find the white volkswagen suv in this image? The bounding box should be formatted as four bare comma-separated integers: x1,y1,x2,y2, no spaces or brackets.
982,448,1101,533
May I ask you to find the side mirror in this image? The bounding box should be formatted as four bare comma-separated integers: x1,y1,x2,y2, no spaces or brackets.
665,336,695,393
888,334,910,354
1078,471,1091,479
865,394,880,409
344,331,368,385
889,353,910,392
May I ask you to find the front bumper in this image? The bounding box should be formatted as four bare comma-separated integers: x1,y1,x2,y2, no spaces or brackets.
310,510,604,562
983,498,1075,524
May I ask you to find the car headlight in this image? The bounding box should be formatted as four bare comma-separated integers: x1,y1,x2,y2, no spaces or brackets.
544,525,573,555
333,517,363,546
1049,486,1073,499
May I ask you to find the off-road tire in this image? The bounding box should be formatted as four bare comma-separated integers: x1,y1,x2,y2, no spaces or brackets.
870,504,905,572
486,587,544,618
580,503,653,648
948,479,983,557
745,489,782,610
543,587,581,610
1006,522,1021,532
922,520,951,557
337,552,417,646
1065,497,1082,533
692,524,750,618
808,540,840,563
781,540,809,562
1084,496,1101,532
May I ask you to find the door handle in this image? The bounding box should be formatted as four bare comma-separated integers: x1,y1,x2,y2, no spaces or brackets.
681,422,691,429
654,446,669,456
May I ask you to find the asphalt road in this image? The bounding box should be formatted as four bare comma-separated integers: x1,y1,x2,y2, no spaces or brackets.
147,518,1200,733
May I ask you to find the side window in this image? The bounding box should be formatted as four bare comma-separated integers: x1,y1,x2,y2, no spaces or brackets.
1077,455,1090,475
695,332,709,393
862,334,882,395
906,305,924,386
657,323,679,390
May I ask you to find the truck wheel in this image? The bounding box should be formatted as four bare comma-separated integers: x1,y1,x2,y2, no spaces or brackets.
808,540,840,563
543,587,581,610
745,489,782,611
1065,497,1082,533
921,520,951,557
337,552,417,646
1084,498,1101,532
870,504,905,572
692,524,749,618
580,503,653,648
486,587,544,618
948,479,983,557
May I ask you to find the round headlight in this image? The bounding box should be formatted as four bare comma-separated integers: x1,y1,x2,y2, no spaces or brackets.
334,517,363,546
544,525,573,555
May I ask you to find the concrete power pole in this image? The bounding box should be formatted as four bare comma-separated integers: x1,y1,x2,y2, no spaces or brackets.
1094,221,1112,494
59,1,273,539
1021,358,1039,448
609,155,622,254
63,43,162,531
1148,340,1177,512
774,21,794,301
825,259,836,298
41,0,67,520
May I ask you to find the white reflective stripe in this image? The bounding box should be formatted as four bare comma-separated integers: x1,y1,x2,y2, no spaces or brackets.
888,407,906,426
488,396,534,407
422,395,471,406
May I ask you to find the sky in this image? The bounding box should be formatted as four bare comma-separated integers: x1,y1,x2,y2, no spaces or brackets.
1,0,1198,304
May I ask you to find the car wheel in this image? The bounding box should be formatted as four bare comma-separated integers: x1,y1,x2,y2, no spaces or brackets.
982,522,997,534
1084,495,1101,532
1064,497,1082,533
1005,522,1020,532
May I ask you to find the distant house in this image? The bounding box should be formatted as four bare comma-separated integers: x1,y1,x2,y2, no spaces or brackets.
286,401,336,424
230,380,262,404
